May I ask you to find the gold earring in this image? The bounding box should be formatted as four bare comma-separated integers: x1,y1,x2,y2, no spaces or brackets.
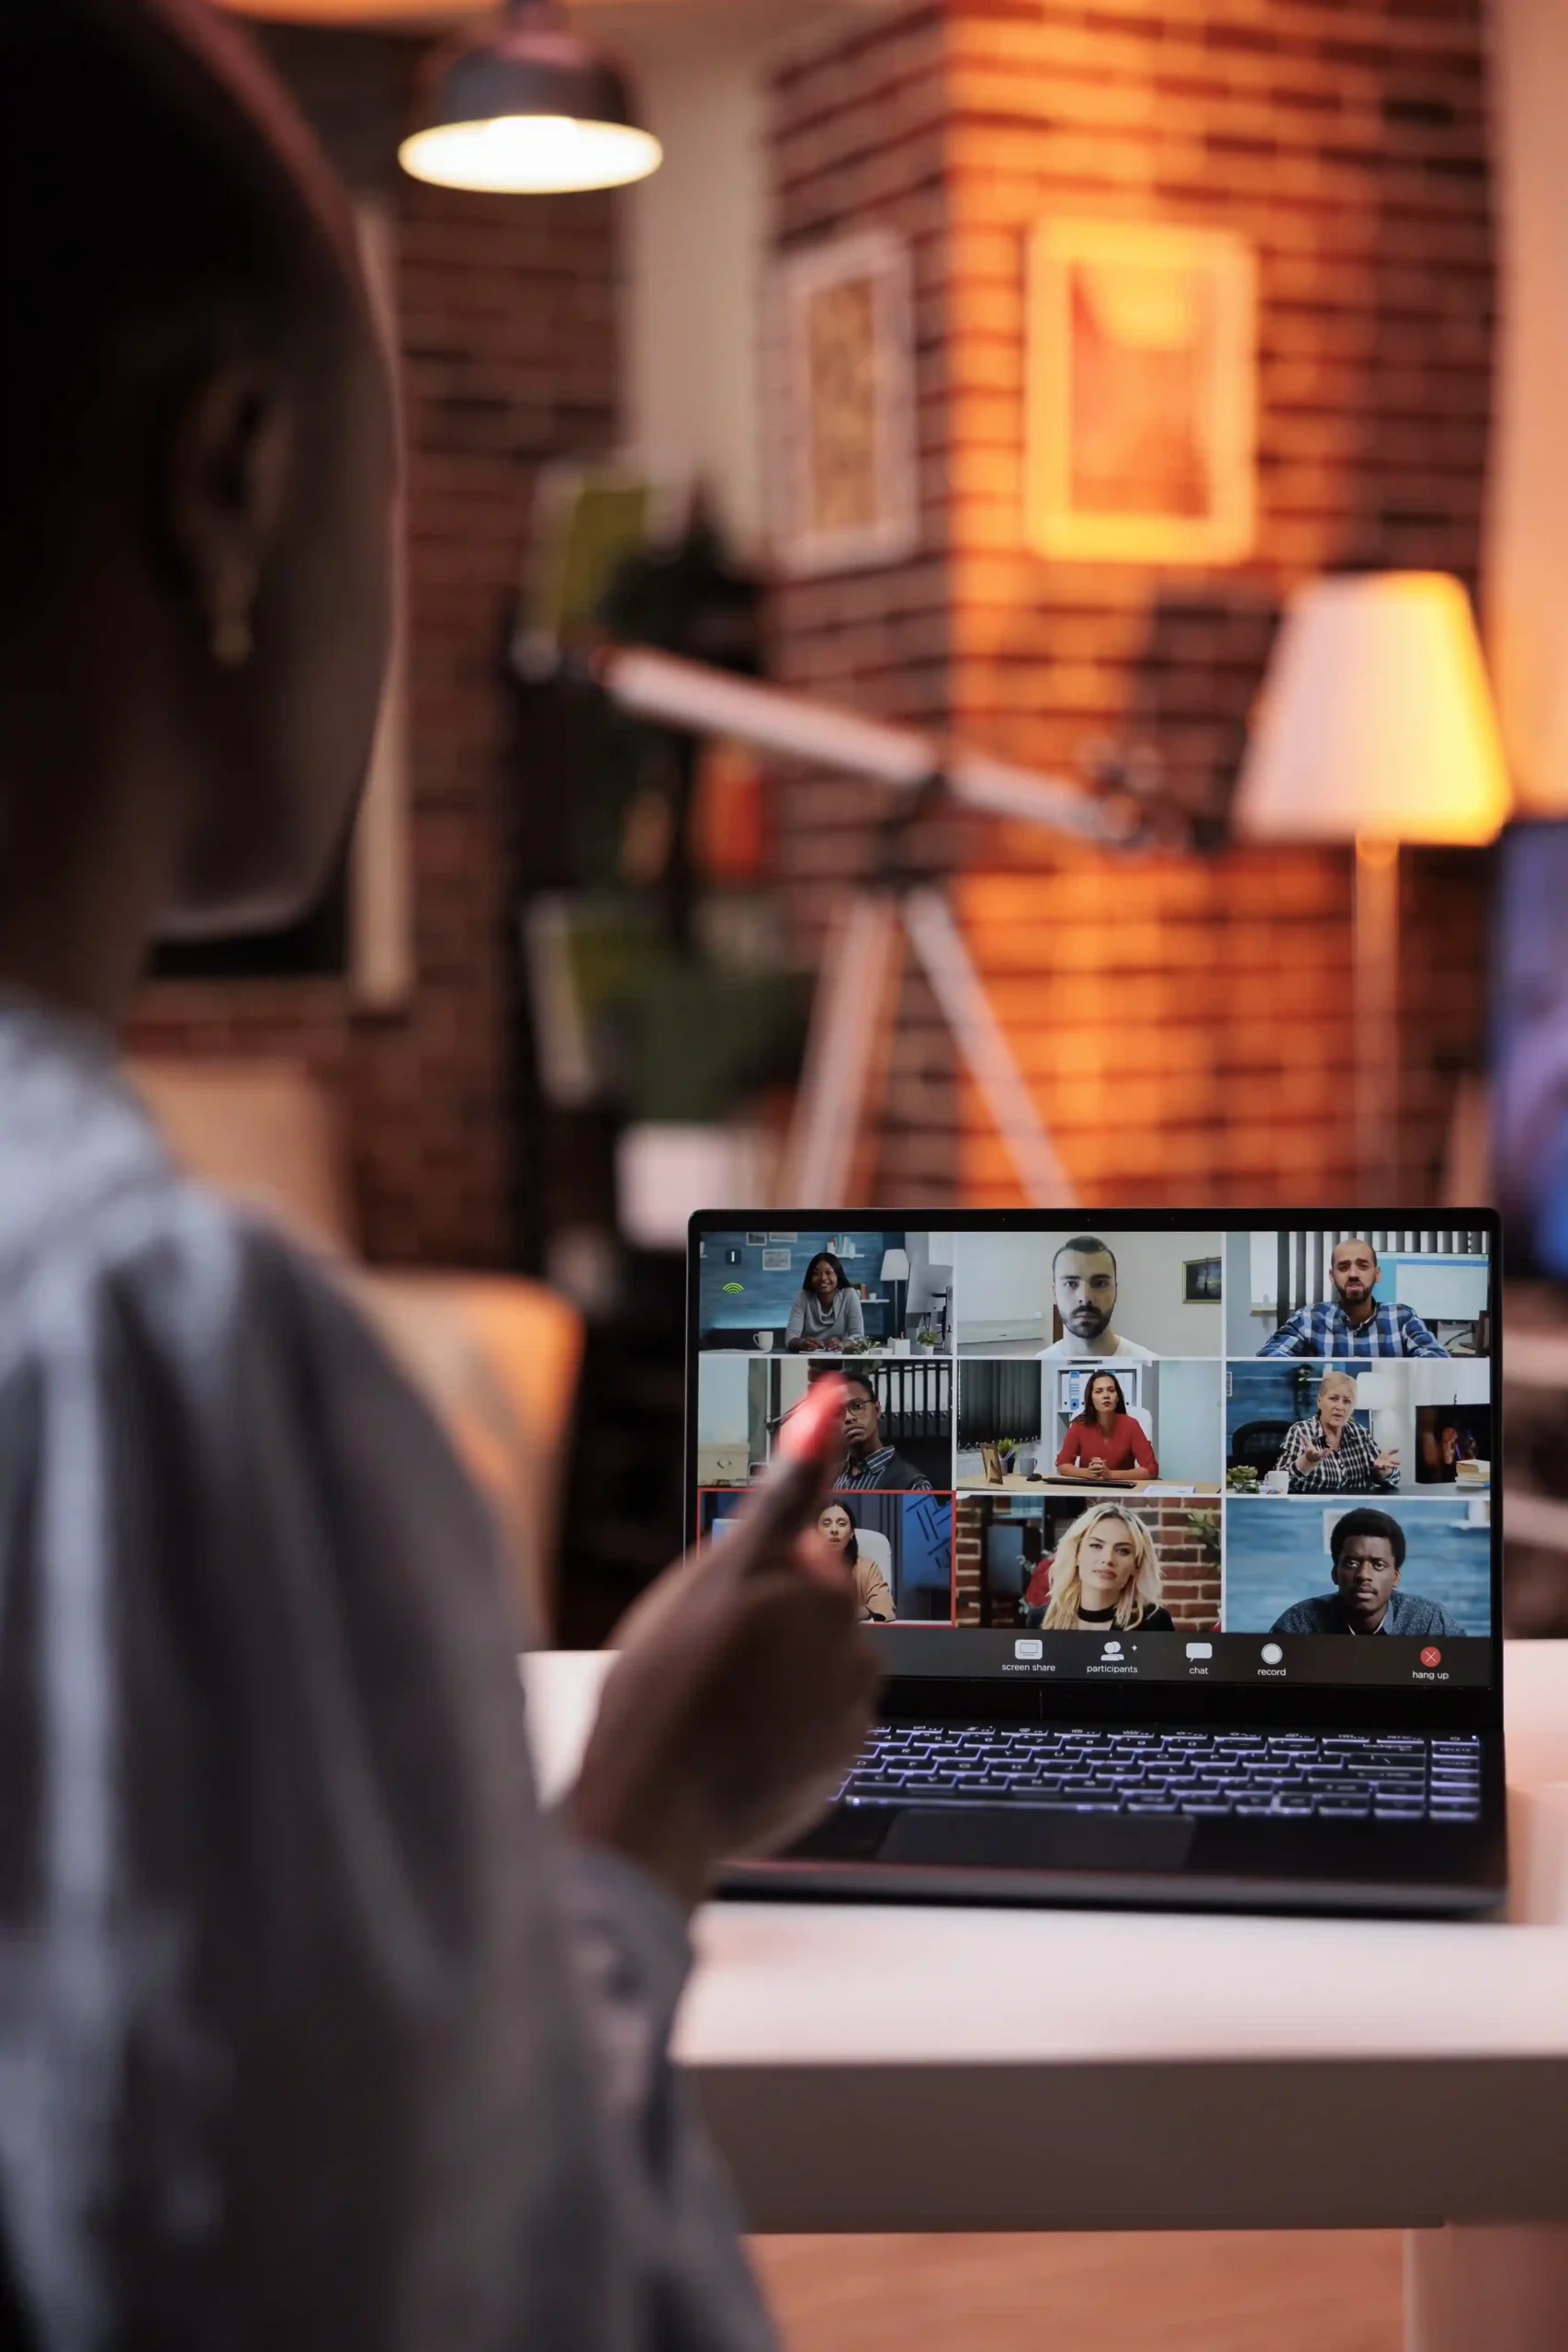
211,606,254,670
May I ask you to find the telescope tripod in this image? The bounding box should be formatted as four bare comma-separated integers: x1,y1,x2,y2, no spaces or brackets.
777,778,1070,1208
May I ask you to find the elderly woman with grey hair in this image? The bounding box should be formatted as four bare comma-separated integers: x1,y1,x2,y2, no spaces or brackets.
1276,1368,1401,1494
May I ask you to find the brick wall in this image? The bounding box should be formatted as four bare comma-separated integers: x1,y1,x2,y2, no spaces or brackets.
770,5,961,1202
768,0,1495,1209
124,30,619,1267
955,1489,1223,1628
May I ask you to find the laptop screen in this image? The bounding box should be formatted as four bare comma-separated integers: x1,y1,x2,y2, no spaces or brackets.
689,1217,1498,1695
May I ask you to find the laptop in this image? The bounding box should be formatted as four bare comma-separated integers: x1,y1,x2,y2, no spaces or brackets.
687,1212,1506,1917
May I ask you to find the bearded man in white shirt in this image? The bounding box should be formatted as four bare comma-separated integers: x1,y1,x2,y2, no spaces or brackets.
1040,1235,1156,1362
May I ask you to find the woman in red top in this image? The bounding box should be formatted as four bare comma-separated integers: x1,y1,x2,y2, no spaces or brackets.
1055,1369,1158,1482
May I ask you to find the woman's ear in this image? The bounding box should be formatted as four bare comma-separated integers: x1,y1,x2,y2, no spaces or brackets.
164,364,294,669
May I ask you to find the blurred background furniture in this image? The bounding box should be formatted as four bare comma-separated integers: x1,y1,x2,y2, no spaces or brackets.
1231,1419,1292,1478
129,1057,582,1641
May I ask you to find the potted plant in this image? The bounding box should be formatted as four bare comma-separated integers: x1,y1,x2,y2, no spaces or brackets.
1186,1510,1222,1567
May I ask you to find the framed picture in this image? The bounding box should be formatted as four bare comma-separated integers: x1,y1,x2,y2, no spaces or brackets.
1184,1255,1223,1303
761,1248,793,1272
1414,1405,1493,1485
773,230,919,577
1026,219,1257,565
746,1232,768,1246
981,1442,1005,1486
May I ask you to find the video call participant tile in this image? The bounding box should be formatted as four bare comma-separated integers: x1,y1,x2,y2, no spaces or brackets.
954,1492,1221,1634
703,1488,955,1624
953,1228,1223,1362
694,1227,954,1355
695,1351,952,1493
1225,1358,1493,1498
1224,1229,1490,1360
1224,1495,1493,1639
956,1357,1222,1489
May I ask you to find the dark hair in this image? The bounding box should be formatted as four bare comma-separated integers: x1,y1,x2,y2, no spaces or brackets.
1054,1235,1118,1279
805,1359,883,1403
1083,1369,1128,1419
0,0,357,605
819,1498,860,1566
1329,1508,1405,1571
801,1251,850,1298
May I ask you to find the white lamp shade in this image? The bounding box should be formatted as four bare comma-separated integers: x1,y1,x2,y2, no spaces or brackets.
400,118,661,196
880,1249,911,1283
1234,572,1512,845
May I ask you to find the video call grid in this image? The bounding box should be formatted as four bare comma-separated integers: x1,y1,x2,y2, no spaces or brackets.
694,1227,1494,1647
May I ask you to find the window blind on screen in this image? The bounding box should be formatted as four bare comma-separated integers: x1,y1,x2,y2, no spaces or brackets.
957,1362,1042,1446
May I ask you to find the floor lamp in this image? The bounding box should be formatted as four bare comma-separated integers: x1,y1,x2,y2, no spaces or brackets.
1233,573,1511,1204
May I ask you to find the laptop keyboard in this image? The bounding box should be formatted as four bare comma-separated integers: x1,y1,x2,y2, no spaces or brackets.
837,1727,1483,1822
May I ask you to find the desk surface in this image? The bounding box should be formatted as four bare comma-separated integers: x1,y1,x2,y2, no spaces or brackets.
525,1644,1568,2234
959,1476,1223,1494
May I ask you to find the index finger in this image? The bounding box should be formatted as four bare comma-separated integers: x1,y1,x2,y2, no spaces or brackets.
717,1375,849,1577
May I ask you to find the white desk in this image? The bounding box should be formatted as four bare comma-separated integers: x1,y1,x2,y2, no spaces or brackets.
525,1644,1568,2352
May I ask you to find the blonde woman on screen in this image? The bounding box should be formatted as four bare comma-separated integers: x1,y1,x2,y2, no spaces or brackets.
1039,1503,1176,1634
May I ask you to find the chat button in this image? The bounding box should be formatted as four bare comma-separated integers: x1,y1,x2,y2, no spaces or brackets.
1186,1642,1213,1661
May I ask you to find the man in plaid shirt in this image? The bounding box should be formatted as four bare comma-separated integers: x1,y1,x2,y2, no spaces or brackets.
1259,1237,1450,1358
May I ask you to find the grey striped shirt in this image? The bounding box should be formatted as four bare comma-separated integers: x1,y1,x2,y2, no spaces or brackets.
0,996,773,2352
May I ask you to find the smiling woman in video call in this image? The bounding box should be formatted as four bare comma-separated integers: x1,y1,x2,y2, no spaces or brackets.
0,6,877,2346
1030,1503,1177,1634
786,1250,865,1351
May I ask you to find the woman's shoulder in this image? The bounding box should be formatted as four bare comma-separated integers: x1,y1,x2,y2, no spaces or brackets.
3,1170,422,1444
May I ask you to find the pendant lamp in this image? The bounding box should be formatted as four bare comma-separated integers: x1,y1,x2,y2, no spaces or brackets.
400,0,662,196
